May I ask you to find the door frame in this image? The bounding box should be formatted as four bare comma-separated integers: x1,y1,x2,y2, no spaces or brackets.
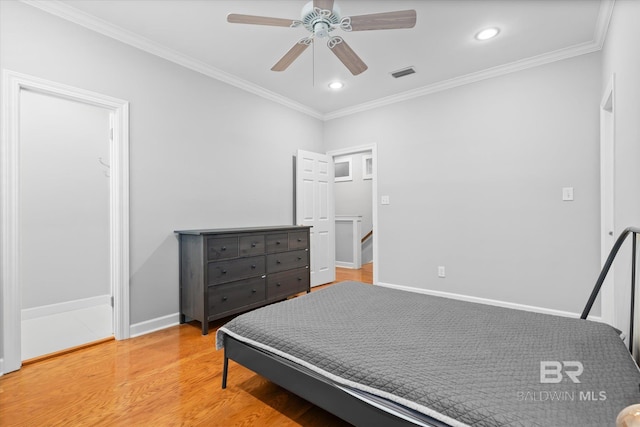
327,144,378,284
1,70,130,374
600,74,615,327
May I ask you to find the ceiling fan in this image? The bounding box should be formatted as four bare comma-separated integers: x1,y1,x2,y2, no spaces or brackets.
227,0,417,76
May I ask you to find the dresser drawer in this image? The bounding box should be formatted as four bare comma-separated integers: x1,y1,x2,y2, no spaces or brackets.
266,233,289,253
206,236,238,260
239,235,265,256
267,268,309,300
267,250,309,273
209,277,266,316
288,231,308,250
207,256,265,285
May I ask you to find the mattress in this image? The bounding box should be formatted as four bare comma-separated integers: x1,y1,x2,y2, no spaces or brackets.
216,281,640,426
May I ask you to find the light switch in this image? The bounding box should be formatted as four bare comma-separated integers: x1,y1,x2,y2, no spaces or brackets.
381,195,390,205
562,187,574,201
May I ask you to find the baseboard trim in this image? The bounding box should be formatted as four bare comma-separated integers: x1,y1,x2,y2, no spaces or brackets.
336,261,358,269
0,357,4,376
130,313,180,338
21,295,111,321
376,282,602,322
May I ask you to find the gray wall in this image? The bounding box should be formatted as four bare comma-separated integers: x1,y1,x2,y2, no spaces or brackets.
601,0,640,338
0,1,324,330
325,53,602,315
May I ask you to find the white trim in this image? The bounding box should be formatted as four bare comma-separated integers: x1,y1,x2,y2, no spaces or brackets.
327,144,379,284
130,313,180,338
1,70,130,374
21,295,111,321
20,0,323,121
21,0,614,122
376,282,603,322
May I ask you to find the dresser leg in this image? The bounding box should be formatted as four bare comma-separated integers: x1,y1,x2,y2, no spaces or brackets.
202,321,209,335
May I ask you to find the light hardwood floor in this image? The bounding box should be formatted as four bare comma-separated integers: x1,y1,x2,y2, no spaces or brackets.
0,265,373,427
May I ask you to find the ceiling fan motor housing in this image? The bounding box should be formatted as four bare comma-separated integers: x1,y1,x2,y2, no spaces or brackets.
301,1,341,38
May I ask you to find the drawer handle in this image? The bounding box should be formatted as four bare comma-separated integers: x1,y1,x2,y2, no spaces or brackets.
297,277,302,281
221,246,226,251
251,242,257,248
297,257,302,261
276,241,281,245
276,282,281,287
221,269,227,274
222,296,228,301
276,260,281,264
251,264,256,269
298,238,302,242
251,289,257,293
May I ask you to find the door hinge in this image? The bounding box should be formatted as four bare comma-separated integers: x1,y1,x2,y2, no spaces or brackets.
109,127,114,141
110,296,114,307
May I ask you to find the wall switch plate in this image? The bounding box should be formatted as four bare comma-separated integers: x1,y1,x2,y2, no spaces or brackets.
438,266,445,278
562,187,574,201
381,195,390,205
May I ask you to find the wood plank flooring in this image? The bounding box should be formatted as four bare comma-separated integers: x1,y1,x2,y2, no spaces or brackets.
0,265,373,427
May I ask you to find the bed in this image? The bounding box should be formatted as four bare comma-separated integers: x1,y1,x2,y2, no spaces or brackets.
216,228,640,426
217,281,640,426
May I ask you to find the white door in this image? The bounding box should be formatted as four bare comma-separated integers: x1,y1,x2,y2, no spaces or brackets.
296,150,336,286
19,90,113,360
600,76,615,327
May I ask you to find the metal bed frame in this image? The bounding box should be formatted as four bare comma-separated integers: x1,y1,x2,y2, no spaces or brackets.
221,227,640,426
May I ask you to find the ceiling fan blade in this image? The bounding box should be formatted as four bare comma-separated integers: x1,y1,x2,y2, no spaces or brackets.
271,39,313,72
327,37,368,76
343,10,417,31
227,13,297,27
313,0,334,11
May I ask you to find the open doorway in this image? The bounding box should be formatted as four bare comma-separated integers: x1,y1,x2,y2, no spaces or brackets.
328,145,378,284
1,71,130,374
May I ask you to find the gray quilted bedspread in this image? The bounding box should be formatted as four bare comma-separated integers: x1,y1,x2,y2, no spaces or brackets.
216,281,640,427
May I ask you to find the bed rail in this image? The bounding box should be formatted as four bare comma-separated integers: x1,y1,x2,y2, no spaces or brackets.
581,226,640,353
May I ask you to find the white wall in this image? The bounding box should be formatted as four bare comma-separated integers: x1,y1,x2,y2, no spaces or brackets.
601,0,640,338
0,0,324,344
325,53,602,316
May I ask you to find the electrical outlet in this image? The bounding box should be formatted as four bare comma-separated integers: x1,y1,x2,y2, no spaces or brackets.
562,187,574,201
381,195,390,205
438,266,445,278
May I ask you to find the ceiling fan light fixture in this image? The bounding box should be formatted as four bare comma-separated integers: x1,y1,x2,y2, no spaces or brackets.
328,81,344,90
475,27,500,41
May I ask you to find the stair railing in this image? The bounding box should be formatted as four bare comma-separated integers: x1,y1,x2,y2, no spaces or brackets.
581,227,640,353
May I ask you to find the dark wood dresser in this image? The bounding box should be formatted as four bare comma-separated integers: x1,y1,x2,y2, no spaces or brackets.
175,226,311,334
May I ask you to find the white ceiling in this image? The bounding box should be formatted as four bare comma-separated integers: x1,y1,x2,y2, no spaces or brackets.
27,0,611,119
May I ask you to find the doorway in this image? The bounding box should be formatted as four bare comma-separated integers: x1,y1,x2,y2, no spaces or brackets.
328,144,378,284
1,71,130,374
20,90,112,360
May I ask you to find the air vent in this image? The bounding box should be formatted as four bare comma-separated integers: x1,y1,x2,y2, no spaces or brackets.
391,67,416,79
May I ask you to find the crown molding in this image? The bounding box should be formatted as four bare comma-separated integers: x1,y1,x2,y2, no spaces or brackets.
22,0,614,123
21,0,324,120
323,38,604,120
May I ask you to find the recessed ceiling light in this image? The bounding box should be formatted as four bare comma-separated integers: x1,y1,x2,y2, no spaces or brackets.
475,27,500,41
328,81,344,90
